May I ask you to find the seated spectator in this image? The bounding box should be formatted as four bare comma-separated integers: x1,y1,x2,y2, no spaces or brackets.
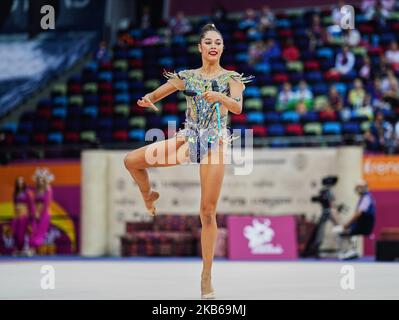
295,100,308,115
277,82,296,111
212,3,227,23
359,56,372,81
239,8,257,30
349,78,366,108
382,74,399,108
169,11,192,35
358,93,374,118
394,120,399,153
328,85,344,111
332,0,346,26
333,46,355,75
381,0,395,17
248,41,266,65
385,41,399,72
263,39,281,63
361,0,377,19
96,41,111,62
295,80,313,105
364,111,394,152
307,14,327,51
343,28,361,47
373,0,394,25
140,6,152,30
258,5,275,31
282,39,300,62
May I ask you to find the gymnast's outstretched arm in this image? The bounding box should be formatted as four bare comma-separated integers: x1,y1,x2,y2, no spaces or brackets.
137,78,184,111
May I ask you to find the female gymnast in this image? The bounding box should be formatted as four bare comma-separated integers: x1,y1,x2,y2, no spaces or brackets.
30,168,54,253
124,23,252,299
11,176,34,255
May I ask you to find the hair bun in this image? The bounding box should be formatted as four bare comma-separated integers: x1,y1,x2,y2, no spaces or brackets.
199,23,222,41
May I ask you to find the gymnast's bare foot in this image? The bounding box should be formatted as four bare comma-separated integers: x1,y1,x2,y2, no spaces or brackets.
141,189,160,216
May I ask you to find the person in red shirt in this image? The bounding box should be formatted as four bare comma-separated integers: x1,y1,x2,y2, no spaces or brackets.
282,39,300,62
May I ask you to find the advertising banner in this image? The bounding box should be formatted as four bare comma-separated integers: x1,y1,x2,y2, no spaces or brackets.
227,215,298,260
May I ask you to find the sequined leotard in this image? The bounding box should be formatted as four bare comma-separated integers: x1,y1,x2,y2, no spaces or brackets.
164,69,253,163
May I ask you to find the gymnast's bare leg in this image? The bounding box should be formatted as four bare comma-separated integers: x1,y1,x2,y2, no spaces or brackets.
124,135,189,215
199,141,226,298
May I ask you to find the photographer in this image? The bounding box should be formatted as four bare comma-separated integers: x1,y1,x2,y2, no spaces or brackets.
333,180,376,259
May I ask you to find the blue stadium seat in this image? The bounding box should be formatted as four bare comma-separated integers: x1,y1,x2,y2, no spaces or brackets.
342,122,361,134
53,96,68,107
317,47,334,60
323,122,342,135
129,129,146,141
99,71,113,82
48,132,63,144
265,112,281,123
247,112,265,124
115,93,130,104
162,115,180,126
282,111,300,123
301,111,319,123
52,108,67,118
267,124,285,136
244,87,261,98
82,106,98,118
114,81,129,91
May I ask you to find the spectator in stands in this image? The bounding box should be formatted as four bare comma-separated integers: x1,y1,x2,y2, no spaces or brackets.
248,41,266,65
333,46,355,75
263,39,281,63
361,0,377,19
295,100,308,115
394,120,399,153
343,28,361,47
211,3,227,23
140,6,152,30
332,0,346,26
239,8,257,30
295,80,313,103
381,0,396,17
282,39,300,62
328,85,344,111
359,55,372,81
373,0,394,25
382,73,399,108
96,41,111,62
364,111,394,152
307,14,326,51
258,5,275,31
385,41,399,72
358,93,374,118
169,11,192,35
371,77,392,111
277,82,296,111
349,78,366,108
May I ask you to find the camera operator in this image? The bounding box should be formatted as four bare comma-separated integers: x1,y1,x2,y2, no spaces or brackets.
332,180,376,259
304,176,343,257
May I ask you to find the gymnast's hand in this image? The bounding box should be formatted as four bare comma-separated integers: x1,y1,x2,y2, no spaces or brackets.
137,94,159,111
202,91,224,104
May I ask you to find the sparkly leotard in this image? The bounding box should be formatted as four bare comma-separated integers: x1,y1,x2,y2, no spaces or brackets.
164,69,253,163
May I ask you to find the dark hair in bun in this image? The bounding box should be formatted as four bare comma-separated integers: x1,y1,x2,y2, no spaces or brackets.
199,23,223,42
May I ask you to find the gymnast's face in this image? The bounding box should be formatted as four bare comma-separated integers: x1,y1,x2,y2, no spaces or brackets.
198,31,224,64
